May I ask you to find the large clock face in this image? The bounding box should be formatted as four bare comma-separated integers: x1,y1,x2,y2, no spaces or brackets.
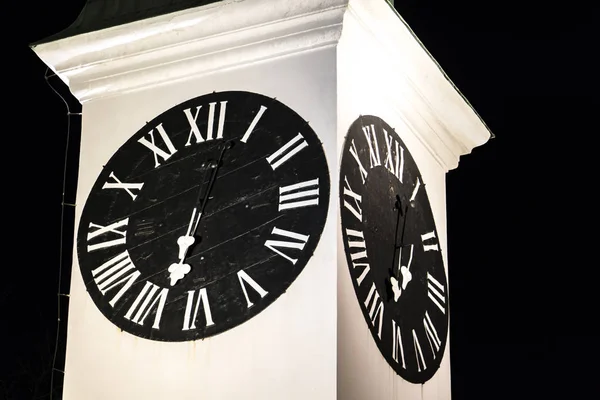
77,91,330,342
339,115,448,383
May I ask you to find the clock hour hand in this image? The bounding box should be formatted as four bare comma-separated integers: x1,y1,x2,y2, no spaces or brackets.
168,142,233,286
390,194,415,301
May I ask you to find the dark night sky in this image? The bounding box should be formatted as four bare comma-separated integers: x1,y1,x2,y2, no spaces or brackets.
7,1,598,399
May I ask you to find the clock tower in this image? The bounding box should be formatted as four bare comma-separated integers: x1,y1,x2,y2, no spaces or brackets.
31,1,491,399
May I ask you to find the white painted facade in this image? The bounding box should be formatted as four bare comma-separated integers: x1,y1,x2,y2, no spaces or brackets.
32,1,490,399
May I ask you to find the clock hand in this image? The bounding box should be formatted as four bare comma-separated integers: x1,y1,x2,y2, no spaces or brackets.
168,142,233,286
390,195,415,301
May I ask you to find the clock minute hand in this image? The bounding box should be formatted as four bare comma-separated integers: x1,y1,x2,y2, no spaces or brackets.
168,142,233,286
190,141,233,236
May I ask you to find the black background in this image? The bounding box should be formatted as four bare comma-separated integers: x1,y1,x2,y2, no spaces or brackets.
6,1,597,399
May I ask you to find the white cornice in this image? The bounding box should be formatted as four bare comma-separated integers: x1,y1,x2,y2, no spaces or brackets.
31,0,348,102
32,0,490,168
345,0,491,171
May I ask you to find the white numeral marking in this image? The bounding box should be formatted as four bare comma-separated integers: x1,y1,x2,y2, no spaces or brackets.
240,105,268,143
362,124,381,168
364,282,384,340
184,101,228,145
182,288,214,330
345,229,370,286
343,177,362,222
124,281,168,329
421,230,439,252
266,133,308,170
237,270,268,308
423,311,442,356
383,130,404,182
102,172,144,200
91,251,141,307
427,272,446,314
87,218,129,252
278,178,319,211
138,123,178,167
264,227,309,264
349,140,368,184
392,319,406,368
412,329,426,372
410,178,421,202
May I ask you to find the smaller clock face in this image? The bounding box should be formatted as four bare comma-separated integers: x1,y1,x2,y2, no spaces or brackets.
76,91,330,342
339,115,448,383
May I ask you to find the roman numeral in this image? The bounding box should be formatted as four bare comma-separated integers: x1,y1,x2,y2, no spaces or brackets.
421,230,439,252
264,227,310,264
124,281,169,330
138,123,178,168
184,101,228,145
423,311,442,356
266,133,308,170
237,270,268,308
412,329,426,372
427,272,446,314
343,176,362,222
392,319,406,368
349,139,368,183
362,124,381,168
102,172,144,200
182,288,214,330
345,229,370,286
87,218,129,252
278,178,319,211
240,105,268,143
409,177,421,202
383,129,404,182
364,282,384,340
91,251,141,307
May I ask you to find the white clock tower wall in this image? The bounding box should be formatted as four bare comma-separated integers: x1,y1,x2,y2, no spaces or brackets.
336,1,489,399
65,50,340,400
32,1,490,399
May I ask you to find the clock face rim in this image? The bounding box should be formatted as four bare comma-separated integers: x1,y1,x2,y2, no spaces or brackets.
339,114,449,384
76,90,331,342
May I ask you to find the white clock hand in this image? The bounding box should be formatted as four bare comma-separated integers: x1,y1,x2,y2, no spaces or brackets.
168,142,232,286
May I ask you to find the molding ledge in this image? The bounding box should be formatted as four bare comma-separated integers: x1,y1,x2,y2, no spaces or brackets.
31,0,347,102
346,0,491,171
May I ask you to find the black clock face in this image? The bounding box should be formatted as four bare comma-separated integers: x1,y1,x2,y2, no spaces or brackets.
77,91,330,342
339,115,448,383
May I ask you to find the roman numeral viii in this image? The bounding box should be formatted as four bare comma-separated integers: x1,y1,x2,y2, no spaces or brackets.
91,250,140,308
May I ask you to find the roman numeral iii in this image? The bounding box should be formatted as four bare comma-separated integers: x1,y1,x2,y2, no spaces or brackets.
427,272,446,314
278,178,319,211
